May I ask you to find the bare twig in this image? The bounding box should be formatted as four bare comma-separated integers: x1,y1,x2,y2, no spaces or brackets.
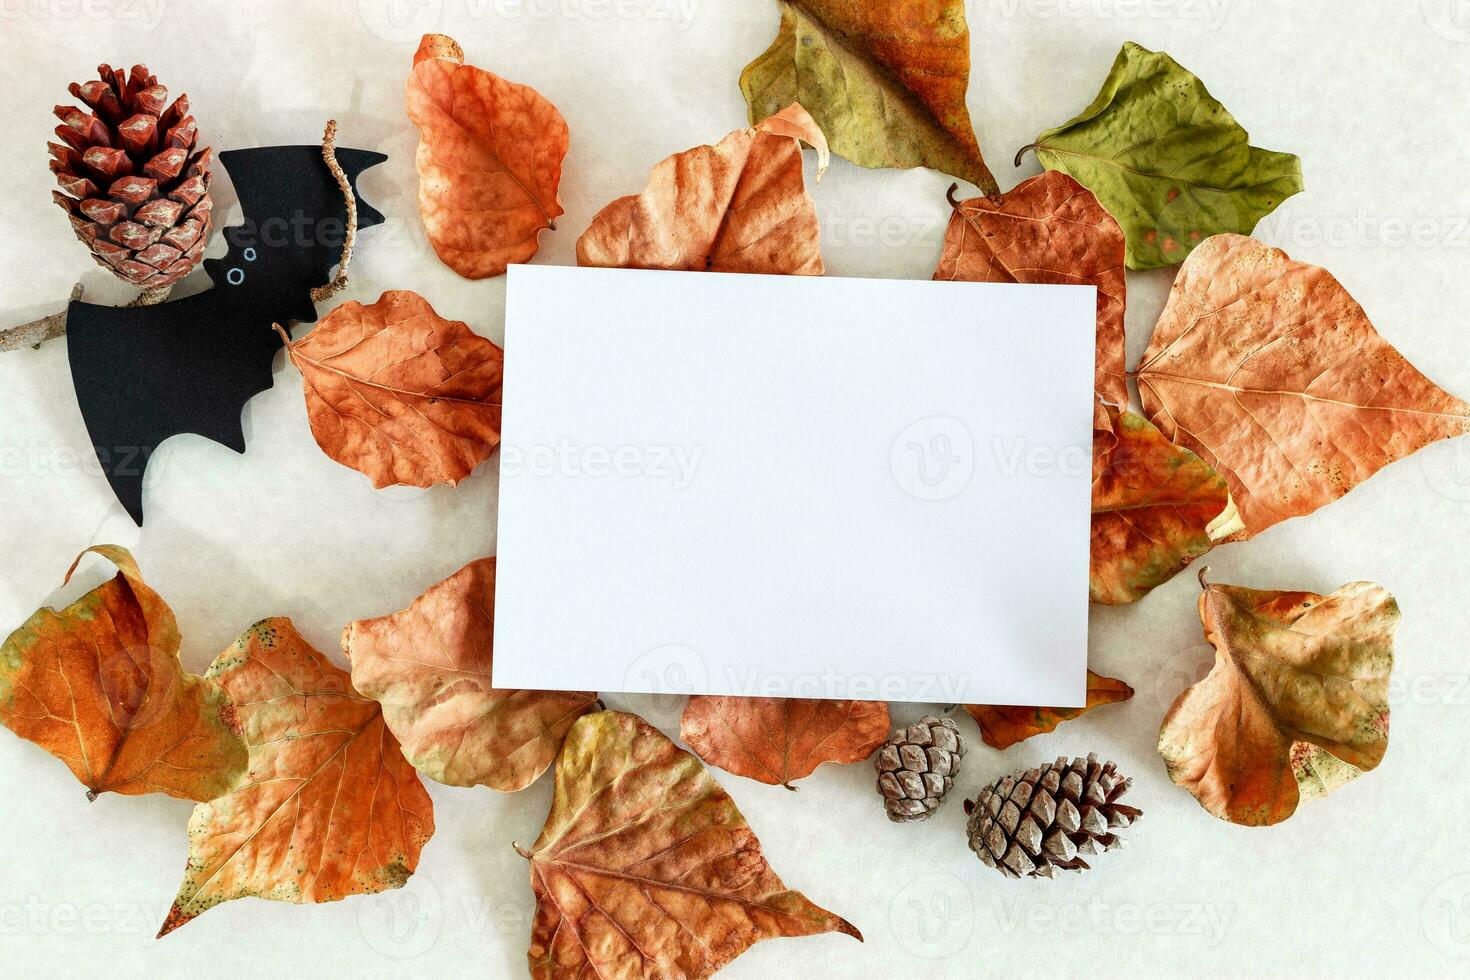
0,283,83,353
310,119,358,305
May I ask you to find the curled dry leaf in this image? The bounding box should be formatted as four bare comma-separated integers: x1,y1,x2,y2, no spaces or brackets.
1158,574,1396,826
343,557,598,792
1025,42,1302,269
964,671,1134,751
935,171,1127,407
159,618,434,936
407,33,568,278
741,0,998,193
680,696,889,789
0,546,246,802
576,103,828,275
1138,234,1470,540
1091,401,1238,605
281,289,504,489
524,710,860,979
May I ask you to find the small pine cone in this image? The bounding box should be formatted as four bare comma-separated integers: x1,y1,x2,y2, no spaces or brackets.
965,753,1141,878
49,63,213,288
875,715,965,823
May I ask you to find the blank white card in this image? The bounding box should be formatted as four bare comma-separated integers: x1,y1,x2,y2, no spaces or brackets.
492,265,1096,706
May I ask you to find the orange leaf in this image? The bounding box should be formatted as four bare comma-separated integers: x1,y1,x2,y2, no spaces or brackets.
343,557,598,792
282,289,503,489
525,710,859,978
1090,401,1236,604
1158,574,1396,825
576,103,828,275
935,172,1127,407
407,33,568,278
964,671,1134,750
1138,234,1470,539
680,696,889,788
0,546,246,802
159,618,434,936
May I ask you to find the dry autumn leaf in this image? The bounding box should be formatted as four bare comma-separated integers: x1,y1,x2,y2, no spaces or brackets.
523,710,860,978
935,171,1127,407
741,0,998,194
159,618,434,936
0,546,246,802
680,696,889,789
1138,234,1470,539
1158,572,1397,826
576,103,828,275
343,556,598,792
407,32,568,278
280,289,503,489
964,671,1134,751
1091,401,1238,605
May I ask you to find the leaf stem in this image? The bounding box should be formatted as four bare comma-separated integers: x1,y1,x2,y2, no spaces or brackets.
1014,143,1039,168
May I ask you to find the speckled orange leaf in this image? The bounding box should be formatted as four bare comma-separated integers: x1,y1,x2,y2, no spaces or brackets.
343,556,597,792
1139,234,1470,539
407,33,568,278
1091,400,1237,605
281,289,503,489
525,710,860,978
680,696,889,788
0,546,246,802
1158,574,1396,826
935,171,1127,407
964,671,1133,750
576,103,828,275
158,618,434,937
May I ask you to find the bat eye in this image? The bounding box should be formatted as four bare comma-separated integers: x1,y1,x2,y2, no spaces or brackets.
227,268,245,285
243,248,257,262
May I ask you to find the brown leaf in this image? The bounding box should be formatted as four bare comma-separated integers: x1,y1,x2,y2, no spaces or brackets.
1090,400,1237,604
406,33,568,278
525,710,860,978
576,103,828,275
1158,574,1396,826
281,289,503,489
680,696,889,788
965,671,1134,750
159,618,434,936
935,171,1127,407
343,557,598,792
1138,234,1470,539
0,546,246,802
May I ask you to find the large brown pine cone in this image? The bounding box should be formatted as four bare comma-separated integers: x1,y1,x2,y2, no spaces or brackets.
49,63,213,288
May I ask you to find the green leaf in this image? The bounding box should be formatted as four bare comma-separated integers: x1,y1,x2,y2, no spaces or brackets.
740,0,998,194
1026,42,1303,270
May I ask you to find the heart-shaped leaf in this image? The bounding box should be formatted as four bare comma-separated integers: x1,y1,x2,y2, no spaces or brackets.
1138,234,1470,539
407,33,568,278
741,0,998,193
965,671,1134,750
681,696,889,788
159,618,434,936
281,289,504,489
524,710,859,978
1158,574,1396,826
343,556,598,792
935,171,1127,407
1024,42,1303,269
0,546,246,802
577,103,828,275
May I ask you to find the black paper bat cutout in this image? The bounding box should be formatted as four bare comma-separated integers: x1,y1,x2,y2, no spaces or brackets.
66,144,386,524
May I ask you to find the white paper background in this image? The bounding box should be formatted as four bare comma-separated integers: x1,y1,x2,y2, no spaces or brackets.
1,2,1469,977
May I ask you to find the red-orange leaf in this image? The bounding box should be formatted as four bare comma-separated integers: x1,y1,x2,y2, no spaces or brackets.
964,671,1134,750
576,103,828,275
159,618,434,937
526,710,859,978
407,33,568,278
281,289,503,489
681,696,889,788
0,546,246,802
935,171,1127,407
